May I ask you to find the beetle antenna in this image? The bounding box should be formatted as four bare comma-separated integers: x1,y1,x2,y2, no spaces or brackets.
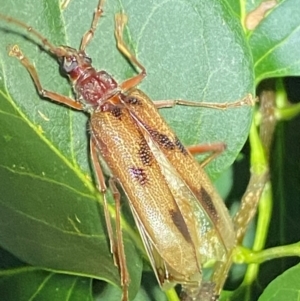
0,13,67,57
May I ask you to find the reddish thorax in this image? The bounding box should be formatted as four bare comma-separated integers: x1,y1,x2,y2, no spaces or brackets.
60,47,119,111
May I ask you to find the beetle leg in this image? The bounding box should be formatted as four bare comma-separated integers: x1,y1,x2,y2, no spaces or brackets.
154,94,255,110
115,13,147,91
60,0,71,10
187,143,226,168
8,45,83,110
109,178,130,301
80,0,105,51
90,138,116,260
90,138,129,301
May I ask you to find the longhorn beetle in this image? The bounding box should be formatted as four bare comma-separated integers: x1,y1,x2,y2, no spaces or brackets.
0,1,254,300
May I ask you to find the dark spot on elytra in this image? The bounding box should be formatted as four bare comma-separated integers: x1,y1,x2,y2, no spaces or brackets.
138,137,153,166
128,167,148,185
199,187,218,219
175,137,188,155
125,96,142,105
111,106,122,118
169,209,192,243
148,129,175,150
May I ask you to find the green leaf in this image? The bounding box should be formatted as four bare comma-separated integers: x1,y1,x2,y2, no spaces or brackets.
0,268,93,301
122,0,254,177
0,0,143,299
95,273,168,301
258,263,300,301
0,0,254,300
248,0,300,83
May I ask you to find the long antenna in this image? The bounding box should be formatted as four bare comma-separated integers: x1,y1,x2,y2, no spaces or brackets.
0,13,67,57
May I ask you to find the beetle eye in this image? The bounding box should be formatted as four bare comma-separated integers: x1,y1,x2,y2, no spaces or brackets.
62,57,78,73
84,56,92,64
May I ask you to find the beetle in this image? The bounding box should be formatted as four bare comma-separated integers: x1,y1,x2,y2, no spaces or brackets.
0,1,253,300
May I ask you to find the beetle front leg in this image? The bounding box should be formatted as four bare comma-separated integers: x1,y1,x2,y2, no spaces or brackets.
8,45,83,110
115,13,147,92
80,0,105,51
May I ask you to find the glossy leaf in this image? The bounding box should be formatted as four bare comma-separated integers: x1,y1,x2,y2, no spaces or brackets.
0,268,93,301
248,0,300,82
0,0,254,300
258,263,300,301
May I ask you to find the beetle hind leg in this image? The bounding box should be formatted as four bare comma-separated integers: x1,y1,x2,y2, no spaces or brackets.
90,138,129,301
